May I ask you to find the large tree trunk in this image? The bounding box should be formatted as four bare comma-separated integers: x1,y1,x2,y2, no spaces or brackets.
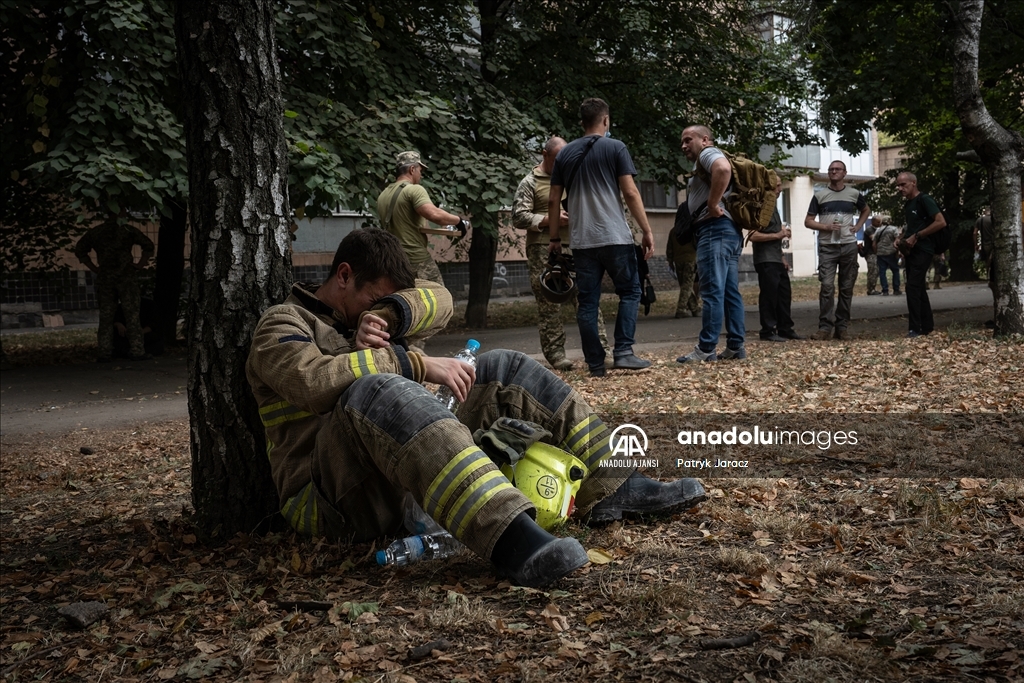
465,227,497,328
175,0,292,536
152,197,187,349
951,0,1024,335
462,1,510,329
942,167,970,282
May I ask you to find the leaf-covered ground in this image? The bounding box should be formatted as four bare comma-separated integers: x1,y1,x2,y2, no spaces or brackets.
2,326,1022,682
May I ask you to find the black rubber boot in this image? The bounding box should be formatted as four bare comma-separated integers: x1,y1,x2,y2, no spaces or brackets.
589,472,707,523
491,512,588,588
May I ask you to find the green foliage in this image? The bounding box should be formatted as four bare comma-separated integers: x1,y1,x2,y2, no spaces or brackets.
490,1,814,187
4,0,814,271
792,0,1023,273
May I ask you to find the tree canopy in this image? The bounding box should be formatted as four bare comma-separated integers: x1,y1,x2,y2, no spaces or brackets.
790,0,1024,282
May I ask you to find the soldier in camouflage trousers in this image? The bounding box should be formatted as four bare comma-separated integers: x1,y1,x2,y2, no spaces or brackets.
665,230,701,318
74,217,155,362
246,229,706,587
513,137,609,371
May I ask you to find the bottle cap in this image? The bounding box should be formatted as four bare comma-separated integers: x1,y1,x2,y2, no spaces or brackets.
375,550,387,566
466,339,481,352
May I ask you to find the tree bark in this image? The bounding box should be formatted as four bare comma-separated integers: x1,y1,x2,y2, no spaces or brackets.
175,0,292,536
465,228,497,328
152,197,187,349
462,0,512,329
950,0,1024,335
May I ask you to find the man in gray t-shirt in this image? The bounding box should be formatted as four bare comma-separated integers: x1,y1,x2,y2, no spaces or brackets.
548,98,655,377
676,125,747,363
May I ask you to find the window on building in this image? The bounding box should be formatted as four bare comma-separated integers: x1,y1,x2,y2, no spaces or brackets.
639,181,675,209
778,188,792,225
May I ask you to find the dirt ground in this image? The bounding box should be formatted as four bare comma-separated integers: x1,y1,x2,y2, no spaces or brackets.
1,322,1022,682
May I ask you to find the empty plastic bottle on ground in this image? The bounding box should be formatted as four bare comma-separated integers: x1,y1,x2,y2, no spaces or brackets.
434,339,480,412
375,531,463,567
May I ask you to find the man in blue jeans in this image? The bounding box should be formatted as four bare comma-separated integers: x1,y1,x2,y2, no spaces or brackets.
676,125,746,363
547,98,655,377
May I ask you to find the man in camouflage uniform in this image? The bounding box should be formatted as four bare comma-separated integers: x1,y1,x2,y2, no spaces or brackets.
665,230,701,318
74,217,155,362
512,137,610,371
377,150,468,287
246,229,706,587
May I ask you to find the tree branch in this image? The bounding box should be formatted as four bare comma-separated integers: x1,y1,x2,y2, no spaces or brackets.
956,149,982,163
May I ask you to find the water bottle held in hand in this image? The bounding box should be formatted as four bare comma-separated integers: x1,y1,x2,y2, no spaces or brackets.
375,531,463,567
434,339,480,412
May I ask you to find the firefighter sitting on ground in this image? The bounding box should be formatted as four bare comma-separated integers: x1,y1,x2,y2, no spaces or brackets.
246,229,706,587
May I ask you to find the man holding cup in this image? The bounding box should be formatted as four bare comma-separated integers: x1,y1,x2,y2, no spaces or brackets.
804,160,870,340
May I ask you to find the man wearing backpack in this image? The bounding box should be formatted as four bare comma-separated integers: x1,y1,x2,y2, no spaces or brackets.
804,160,871,341
894,171,947,338
377,151,469,288
676,125,747,362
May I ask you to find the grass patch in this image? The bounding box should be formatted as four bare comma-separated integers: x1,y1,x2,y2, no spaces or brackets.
1,328,98,366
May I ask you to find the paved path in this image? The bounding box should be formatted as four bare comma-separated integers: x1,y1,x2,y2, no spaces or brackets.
0,284,994,438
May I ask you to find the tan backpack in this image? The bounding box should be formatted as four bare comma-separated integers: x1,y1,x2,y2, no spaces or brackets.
694,151,780,233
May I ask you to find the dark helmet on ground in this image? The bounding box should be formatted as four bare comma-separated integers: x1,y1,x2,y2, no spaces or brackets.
540,255,577,304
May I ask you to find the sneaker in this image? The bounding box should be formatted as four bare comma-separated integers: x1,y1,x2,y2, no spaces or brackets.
812,329,833,341
549,357,574,371
676,346,717,363
590,472,707,523
718,346,747,360
868,290,881,296
834,329,849,341
760,334,787,343
906,330,922,338
612,354,651,370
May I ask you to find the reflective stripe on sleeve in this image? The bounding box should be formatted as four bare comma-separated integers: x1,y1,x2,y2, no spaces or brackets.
348,349,379,379
259,400,314,427
408,288,438,335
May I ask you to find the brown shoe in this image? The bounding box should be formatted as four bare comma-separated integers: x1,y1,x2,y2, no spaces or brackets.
549,357,573,371
812,329,832,341
834,329,849,340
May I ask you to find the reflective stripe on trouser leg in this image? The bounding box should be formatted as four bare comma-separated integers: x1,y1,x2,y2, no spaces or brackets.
311,373,531,559
457,350,633,516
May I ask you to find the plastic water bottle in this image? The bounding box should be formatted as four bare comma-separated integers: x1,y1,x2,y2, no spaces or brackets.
434,339,480,412
375,531,463,567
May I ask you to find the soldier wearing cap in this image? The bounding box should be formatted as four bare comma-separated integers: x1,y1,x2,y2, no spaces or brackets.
377,151,468,287
512,136,610,371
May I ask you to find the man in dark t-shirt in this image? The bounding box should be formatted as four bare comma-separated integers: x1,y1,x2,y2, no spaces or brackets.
548,98,655,377
749,181,799,342
895,172,946,337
